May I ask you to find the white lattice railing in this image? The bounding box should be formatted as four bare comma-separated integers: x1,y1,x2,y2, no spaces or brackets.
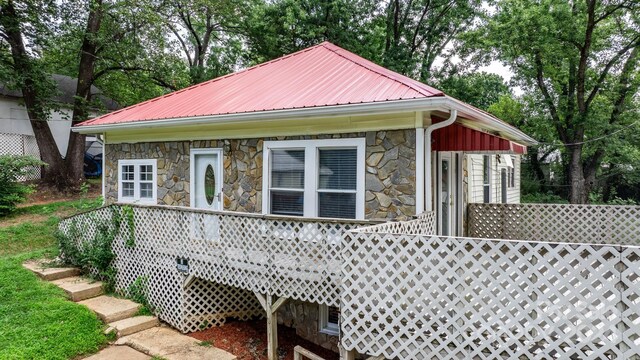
59,204,371,332
468,203,640,245
0,132,41,180
342,224,640,359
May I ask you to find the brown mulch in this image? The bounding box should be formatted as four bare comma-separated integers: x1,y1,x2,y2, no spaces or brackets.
189,319,339,360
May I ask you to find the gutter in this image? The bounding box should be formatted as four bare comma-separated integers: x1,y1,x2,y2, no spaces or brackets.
424,110,457,212
72,97,537,146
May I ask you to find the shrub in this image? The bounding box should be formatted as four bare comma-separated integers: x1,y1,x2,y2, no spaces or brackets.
0,155,44,216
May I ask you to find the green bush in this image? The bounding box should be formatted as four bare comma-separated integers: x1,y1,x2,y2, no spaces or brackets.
521,191,568,204
0,155,44,216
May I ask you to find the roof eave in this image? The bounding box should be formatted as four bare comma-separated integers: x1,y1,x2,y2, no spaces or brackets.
73,97,537,146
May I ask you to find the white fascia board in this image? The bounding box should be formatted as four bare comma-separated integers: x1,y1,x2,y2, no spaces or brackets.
72,96,537,145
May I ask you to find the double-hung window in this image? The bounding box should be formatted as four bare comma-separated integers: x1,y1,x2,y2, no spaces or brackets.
263,138,365,219
118,159,157,204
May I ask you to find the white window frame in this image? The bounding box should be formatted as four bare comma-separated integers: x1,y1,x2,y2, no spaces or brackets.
482,155,491,203
319,304,340,336
117,159,157,204
262,138,366,220
508,156,516,188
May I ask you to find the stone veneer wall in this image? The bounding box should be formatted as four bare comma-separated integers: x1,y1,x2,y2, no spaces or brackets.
104,129,416,220
277,300,340,353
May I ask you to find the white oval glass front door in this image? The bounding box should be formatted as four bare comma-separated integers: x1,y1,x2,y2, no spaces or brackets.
193,150,222,210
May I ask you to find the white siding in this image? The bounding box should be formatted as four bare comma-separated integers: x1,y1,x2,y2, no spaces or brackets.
0,96,76,156
466,153,520,204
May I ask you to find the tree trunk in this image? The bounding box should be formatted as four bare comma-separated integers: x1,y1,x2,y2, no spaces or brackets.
567,145,588,203
65,0,105,187
0,0,67,185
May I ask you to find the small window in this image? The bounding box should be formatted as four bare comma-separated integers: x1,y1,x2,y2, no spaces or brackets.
118,159,157,204
483,155,491,203
319,305,340,336
509,156,516,188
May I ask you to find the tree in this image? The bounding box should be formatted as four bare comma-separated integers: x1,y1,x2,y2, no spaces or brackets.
161,0,248,84
0,0,66,185
483,0,640,203
381,0,483,81
437,71,510,110
1,0,179,188
243,0,382,65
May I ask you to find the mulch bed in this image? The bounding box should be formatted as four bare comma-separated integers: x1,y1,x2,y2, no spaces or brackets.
189,319,339,360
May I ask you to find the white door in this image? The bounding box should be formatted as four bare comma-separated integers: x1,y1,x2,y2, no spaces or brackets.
191,149,223,210
437,152,455,236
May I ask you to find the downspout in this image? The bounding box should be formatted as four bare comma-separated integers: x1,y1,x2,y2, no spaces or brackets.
424,109,457,212
101,133,106,205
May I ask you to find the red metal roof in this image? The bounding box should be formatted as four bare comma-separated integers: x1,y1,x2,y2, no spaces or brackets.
79,42,444,127
432,123,527,154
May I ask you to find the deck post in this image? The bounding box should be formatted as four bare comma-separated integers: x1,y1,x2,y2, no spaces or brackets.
254,291,288,360
339,346,356,360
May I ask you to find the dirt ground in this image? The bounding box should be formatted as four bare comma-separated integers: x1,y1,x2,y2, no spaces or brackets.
21,178,102,207
189,319,340,360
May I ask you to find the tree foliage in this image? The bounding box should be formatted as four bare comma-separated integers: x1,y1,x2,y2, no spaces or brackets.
2,0,639,203
479,0,640,203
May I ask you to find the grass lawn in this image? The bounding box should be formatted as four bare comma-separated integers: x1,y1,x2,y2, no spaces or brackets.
0,197,107,360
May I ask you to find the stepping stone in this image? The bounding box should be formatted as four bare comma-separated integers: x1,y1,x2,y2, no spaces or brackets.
23,260,80,281
79,295,141,323
117,326,236,360
106,316,159,338
83,345,151,360
51,276,103,302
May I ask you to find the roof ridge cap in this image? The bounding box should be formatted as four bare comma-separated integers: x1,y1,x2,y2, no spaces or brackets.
319,42,442,97
81,43,328,126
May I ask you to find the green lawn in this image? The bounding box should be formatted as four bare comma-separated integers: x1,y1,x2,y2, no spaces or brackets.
0,198,102,256
0,197,107,360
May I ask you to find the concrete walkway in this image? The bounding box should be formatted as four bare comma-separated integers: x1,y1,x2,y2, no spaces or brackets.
24,259,236,360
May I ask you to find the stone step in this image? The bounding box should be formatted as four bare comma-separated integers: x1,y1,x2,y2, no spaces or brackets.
51,276,103,302
23,260,80,281
106,316,160,338
83,345,151,360
79,295,142,323
116,326,237,360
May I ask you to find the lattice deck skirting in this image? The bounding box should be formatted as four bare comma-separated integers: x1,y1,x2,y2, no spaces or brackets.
59,204,369,333
468,203,640,245
342,213,640,359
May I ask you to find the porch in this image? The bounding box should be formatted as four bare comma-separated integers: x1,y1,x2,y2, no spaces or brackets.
59,203,640,359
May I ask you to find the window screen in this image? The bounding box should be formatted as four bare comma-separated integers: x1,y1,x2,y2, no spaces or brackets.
270,150,305,216
318,149,357,219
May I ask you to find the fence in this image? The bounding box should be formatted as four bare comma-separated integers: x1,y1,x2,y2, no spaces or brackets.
468,203,640,245
342,219,640,359
0,132,41,180
59,204,369,333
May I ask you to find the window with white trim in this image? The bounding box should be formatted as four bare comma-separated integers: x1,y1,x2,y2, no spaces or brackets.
263,138,365,219
482,155,491,203
118,159,157,204
508,156,516,188
319,304,340,335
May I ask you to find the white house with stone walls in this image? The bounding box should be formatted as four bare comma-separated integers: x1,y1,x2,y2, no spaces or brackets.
68,42,541,360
